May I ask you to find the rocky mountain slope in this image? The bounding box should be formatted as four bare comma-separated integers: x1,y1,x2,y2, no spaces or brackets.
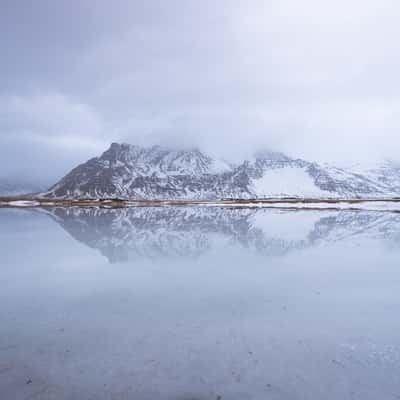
42,143,400,199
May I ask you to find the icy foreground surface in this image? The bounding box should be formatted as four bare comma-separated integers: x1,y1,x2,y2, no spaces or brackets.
43,143,400,199
1,207,400,400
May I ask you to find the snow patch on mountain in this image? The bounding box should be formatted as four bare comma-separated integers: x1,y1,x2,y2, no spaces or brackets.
251,166,331,198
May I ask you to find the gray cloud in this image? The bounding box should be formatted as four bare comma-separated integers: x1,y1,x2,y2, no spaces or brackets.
1,0,400,184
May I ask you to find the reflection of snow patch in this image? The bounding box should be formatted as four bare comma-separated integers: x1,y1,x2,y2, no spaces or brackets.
252,167,329,197
251,210,322,241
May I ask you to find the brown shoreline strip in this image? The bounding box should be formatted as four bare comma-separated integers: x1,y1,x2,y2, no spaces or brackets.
1,196,400,210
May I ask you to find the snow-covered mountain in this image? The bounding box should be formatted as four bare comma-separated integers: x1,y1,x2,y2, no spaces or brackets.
42,143,400,199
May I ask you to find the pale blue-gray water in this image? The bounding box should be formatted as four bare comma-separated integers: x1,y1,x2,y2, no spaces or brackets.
1,207,400,399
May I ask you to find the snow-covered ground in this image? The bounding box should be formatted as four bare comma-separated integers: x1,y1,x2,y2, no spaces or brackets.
4,200,41,207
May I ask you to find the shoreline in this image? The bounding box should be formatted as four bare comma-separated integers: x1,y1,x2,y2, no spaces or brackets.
1,196,400,212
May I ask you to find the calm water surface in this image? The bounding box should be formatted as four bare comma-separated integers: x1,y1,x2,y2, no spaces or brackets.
1,207,400,399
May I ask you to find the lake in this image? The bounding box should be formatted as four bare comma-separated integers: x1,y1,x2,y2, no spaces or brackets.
1,206,400,399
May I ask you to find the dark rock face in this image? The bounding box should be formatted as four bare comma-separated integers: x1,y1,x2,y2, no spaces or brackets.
42,143,400,199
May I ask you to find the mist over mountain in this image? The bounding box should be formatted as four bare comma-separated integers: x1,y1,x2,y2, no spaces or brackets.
0,180,45,197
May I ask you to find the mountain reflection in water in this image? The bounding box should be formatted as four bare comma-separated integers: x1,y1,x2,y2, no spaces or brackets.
42,207,400,263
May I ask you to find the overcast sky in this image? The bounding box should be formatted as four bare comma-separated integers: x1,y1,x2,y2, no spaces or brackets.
1,0,400,184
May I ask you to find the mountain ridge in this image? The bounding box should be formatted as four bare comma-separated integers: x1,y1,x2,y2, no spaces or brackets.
42,142,400,199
